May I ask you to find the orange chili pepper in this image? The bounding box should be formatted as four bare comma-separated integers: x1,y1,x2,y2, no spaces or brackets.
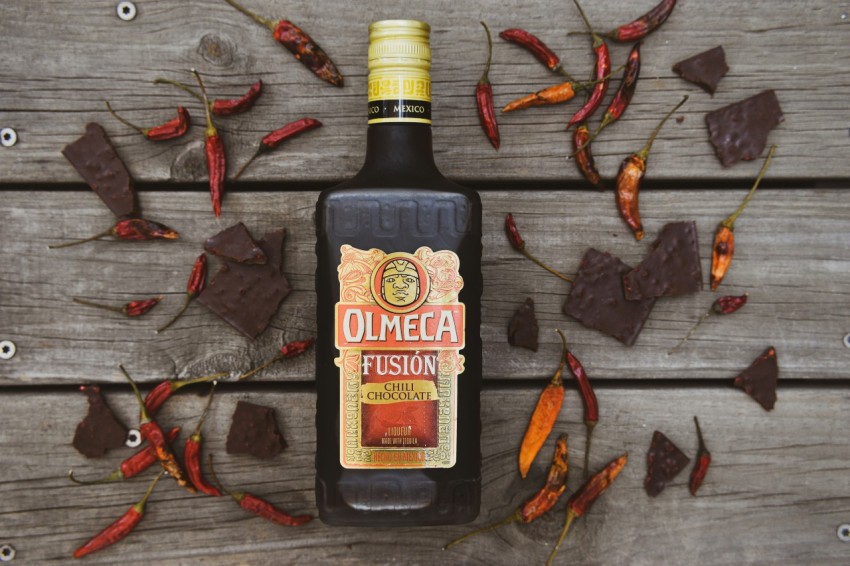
710,145,776,290
502,80,577,113
518,330,567,478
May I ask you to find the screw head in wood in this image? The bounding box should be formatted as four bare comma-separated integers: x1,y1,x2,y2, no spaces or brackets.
0,544,15,562
0,341,15,360
117,1,137,21
125,429,142,448
843,333,850,348
0,128,17,147
839,524,850,542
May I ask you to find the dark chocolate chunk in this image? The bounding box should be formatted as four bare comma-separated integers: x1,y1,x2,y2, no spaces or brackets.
73,385,128,458
258,228,286,273
672,46,728,95
62,123,137,218
623,221,703,300
644,430,691,497
197,259,291,339
508,297,539,351
204,222,267,264
733,346,778,411
706,90,784,167
563,248,655,346
226,400,287,459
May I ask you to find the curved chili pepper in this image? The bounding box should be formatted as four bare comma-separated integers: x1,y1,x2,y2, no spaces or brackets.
669,294,749,354
154,78,263,116
49,218,180,249
444,434,569,550
689,416,711,496
566,0,611,129
158,253,208,333
711,145,777,290
504,214,573,283
565,348,598,478
105,102,190,141
547,453,628,566
120,365,195,493
616,95,688,240
233,118,323,180
69,428,180,485
519,330,568,478
476,22,500,150
573,124,604,190
194,70,226,217
72,471,164,558
143,370,228,416
238,337,315,380
184,385,222,497
499,29,575,81
221,0,342,87
72,296,161,318
604,0,677,42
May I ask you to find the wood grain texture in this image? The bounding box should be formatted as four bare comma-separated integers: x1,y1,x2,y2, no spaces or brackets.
2,189,849,384
1,387,848,564
0,0,848,183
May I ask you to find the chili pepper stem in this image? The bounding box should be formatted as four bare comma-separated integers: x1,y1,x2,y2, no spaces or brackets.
583,421,595,479
119,364,152,422
238,353,284,381
668,310,712,355
443,511,520,550
68,469,122,485
193,70,217,138
135,470,165,512
73,297,127,314
722,145,777,230
569,114,614,157
694,416,707,452
191,383,217,437
521,249,573,284
546,510,577,566
479,22,493,84
636,95,688,161
48,229,113,249
156,294,192,333
553,65,578,83
221,0,276,31
573,0,602,47
104,101,146,134
206,453,240,500
233,150,261,181
553,329,568,386
154,78,206,105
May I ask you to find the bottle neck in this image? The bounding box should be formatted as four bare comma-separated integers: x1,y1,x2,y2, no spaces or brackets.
356,123,441,184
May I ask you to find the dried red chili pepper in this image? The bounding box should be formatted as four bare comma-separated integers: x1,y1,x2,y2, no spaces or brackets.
120,365,195,492
603,0,677,42
566,0,611,129
573,123,604,190
547,453,628,566
233,117,323,180
221,0,342,87
689,416,711,496
519,330,568,478
499,29,576,81
565,346,598,478
157,253,208,333
444,434,569,550
105,102,190,141
143,371,228,416
184,384,222,497
72,470,164,559
154,78,263,116
476,22,499,150
238,337,315,381
504,214,573,284
669,294,749,354
616,95,688,240
193,70,226,217
72,296,161,317
711,145,777,290
49,218,180,249
69,427,180,485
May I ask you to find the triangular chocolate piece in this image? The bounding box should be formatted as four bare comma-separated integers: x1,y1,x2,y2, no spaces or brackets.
706,90,784,167
563,248,655,346
672,46,728,95
623,221,702,300
62,123,138,218
258,228,286,273
73,385,128,458
204,222,267,264
508,297,539,351
733,346,778,411
226,400,287,459
644,430,690,497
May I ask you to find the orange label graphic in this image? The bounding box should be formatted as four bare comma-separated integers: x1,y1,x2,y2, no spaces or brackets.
335,246,465,469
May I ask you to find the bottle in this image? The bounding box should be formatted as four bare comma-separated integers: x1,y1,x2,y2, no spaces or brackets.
315,20,482,526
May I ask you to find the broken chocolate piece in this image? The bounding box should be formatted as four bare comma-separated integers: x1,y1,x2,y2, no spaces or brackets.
226,400,286,459
623,221,703,300
706,90,784,167
508,297,539,351
644,430,690,497
73,385,128,458
672,46,728,95
197,259,291,339
204,222,267,264
563,248,655,346
258,228,286,273
733,346,778,411
62,123,138,218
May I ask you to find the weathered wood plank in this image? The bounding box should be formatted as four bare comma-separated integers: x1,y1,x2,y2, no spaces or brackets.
2,189,849,384
2,387,848,564
0,0,848,183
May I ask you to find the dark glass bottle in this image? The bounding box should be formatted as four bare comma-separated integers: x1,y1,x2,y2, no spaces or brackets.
315,20,482,526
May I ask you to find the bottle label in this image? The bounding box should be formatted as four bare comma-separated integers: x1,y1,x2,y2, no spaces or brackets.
367,75,431,124
335,245,464,468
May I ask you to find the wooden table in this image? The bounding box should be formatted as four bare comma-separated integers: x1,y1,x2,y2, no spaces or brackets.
2,1,849,563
